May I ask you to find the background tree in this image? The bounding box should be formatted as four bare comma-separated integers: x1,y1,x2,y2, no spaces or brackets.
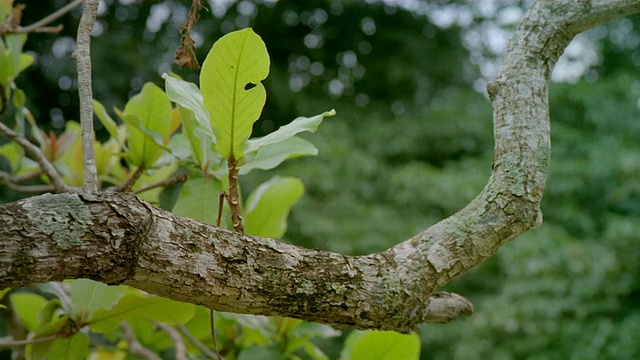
1,0,640,359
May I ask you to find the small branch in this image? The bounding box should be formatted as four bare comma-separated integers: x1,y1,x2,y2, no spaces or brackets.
110,166,145,192
120,322,161,360
0,122,75,193
176,324,219,360
74,0,99,194
156,323,187,360
133,173,190,194
0,333,62,348
15,0,85,34
226,157,243,233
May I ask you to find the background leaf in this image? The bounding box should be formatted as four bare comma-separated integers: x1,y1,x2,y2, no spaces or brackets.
69,279,128,322
200,28,270,160
89,294,195,333
122,82,172,167
341,331,420,360
244,176,304,238
171,176,223,225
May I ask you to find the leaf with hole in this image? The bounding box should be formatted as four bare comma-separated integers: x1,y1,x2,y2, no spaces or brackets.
200,28,270,161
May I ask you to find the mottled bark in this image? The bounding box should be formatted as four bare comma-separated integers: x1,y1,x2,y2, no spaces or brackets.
0,1,638,333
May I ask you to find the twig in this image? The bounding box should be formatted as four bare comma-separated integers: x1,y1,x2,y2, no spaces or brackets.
0,122,75,193
0,333,62,348
133,173,190,194
109,165,145,192
0,293,25,358
120,322,161,360
74,0,99,194
176,324,219,360
155,323,187,360
16,0,85,34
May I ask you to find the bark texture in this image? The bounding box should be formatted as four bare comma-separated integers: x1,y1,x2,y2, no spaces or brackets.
1,1,639,333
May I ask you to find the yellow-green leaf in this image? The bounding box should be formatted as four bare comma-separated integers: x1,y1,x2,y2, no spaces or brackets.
122,82,172,168
200,28,270,160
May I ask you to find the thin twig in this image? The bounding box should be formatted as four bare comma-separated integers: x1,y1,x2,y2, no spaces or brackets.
75,0,99,194
17,0,85,34
120,322,161,360
155,323,187,360
109,165,145,192
0,333,62,348
176,324,219,360
0,122,75,193
133,173,190,194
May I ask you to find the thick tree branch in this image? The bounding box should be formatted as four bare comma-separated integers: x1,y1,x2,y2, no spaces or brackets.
0,0,638,333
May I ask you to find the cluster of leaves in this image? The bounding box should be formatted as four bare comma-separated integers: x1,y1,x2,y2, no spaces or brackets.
0,22,422,359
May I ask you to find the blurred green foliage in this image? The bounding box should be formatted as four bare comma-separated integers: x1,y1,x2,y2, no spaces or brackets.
3,0,640,359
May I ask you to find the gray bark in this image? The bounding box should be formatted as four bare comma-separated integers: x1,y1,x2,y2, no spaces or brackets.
1,1,638,333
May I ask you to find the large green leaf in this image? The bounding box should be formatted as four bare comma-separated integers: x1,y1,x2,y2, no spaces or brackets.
89,293,195,333
244,176,304,238
200,28,270,160
340,331,420,360
122,82,172,167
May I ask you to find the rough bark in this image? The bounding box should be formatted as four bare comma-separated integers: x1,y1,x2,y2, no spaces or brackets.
1,0,638,333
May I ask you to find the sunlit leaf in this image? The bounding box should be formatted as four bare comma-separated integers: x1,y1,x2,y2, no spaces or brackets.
340,331,420,360
121,82,172,168
200,28,270,160
10,292,48,331
244,176,304,238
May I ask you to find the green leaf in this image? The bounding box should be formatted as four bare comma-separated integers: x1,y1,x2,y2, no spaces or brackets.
46,332,89,360
0,141,24,173
244,110,335,154
69,279,128,322
201,28,270,160
177,105,210,169
163,74,215,141
26,315,70,360
10,292,48,331
122,82,172,167
341,331,420,360
241,137,317,175
172,176,223,225
89,293,195,333
0,0,12,23
93,100,125,148
244,176,304,238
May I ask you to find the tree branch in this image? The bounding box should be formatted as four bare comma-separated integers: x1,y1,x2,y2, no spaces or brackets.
74,0,99,194
0,0,638,333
